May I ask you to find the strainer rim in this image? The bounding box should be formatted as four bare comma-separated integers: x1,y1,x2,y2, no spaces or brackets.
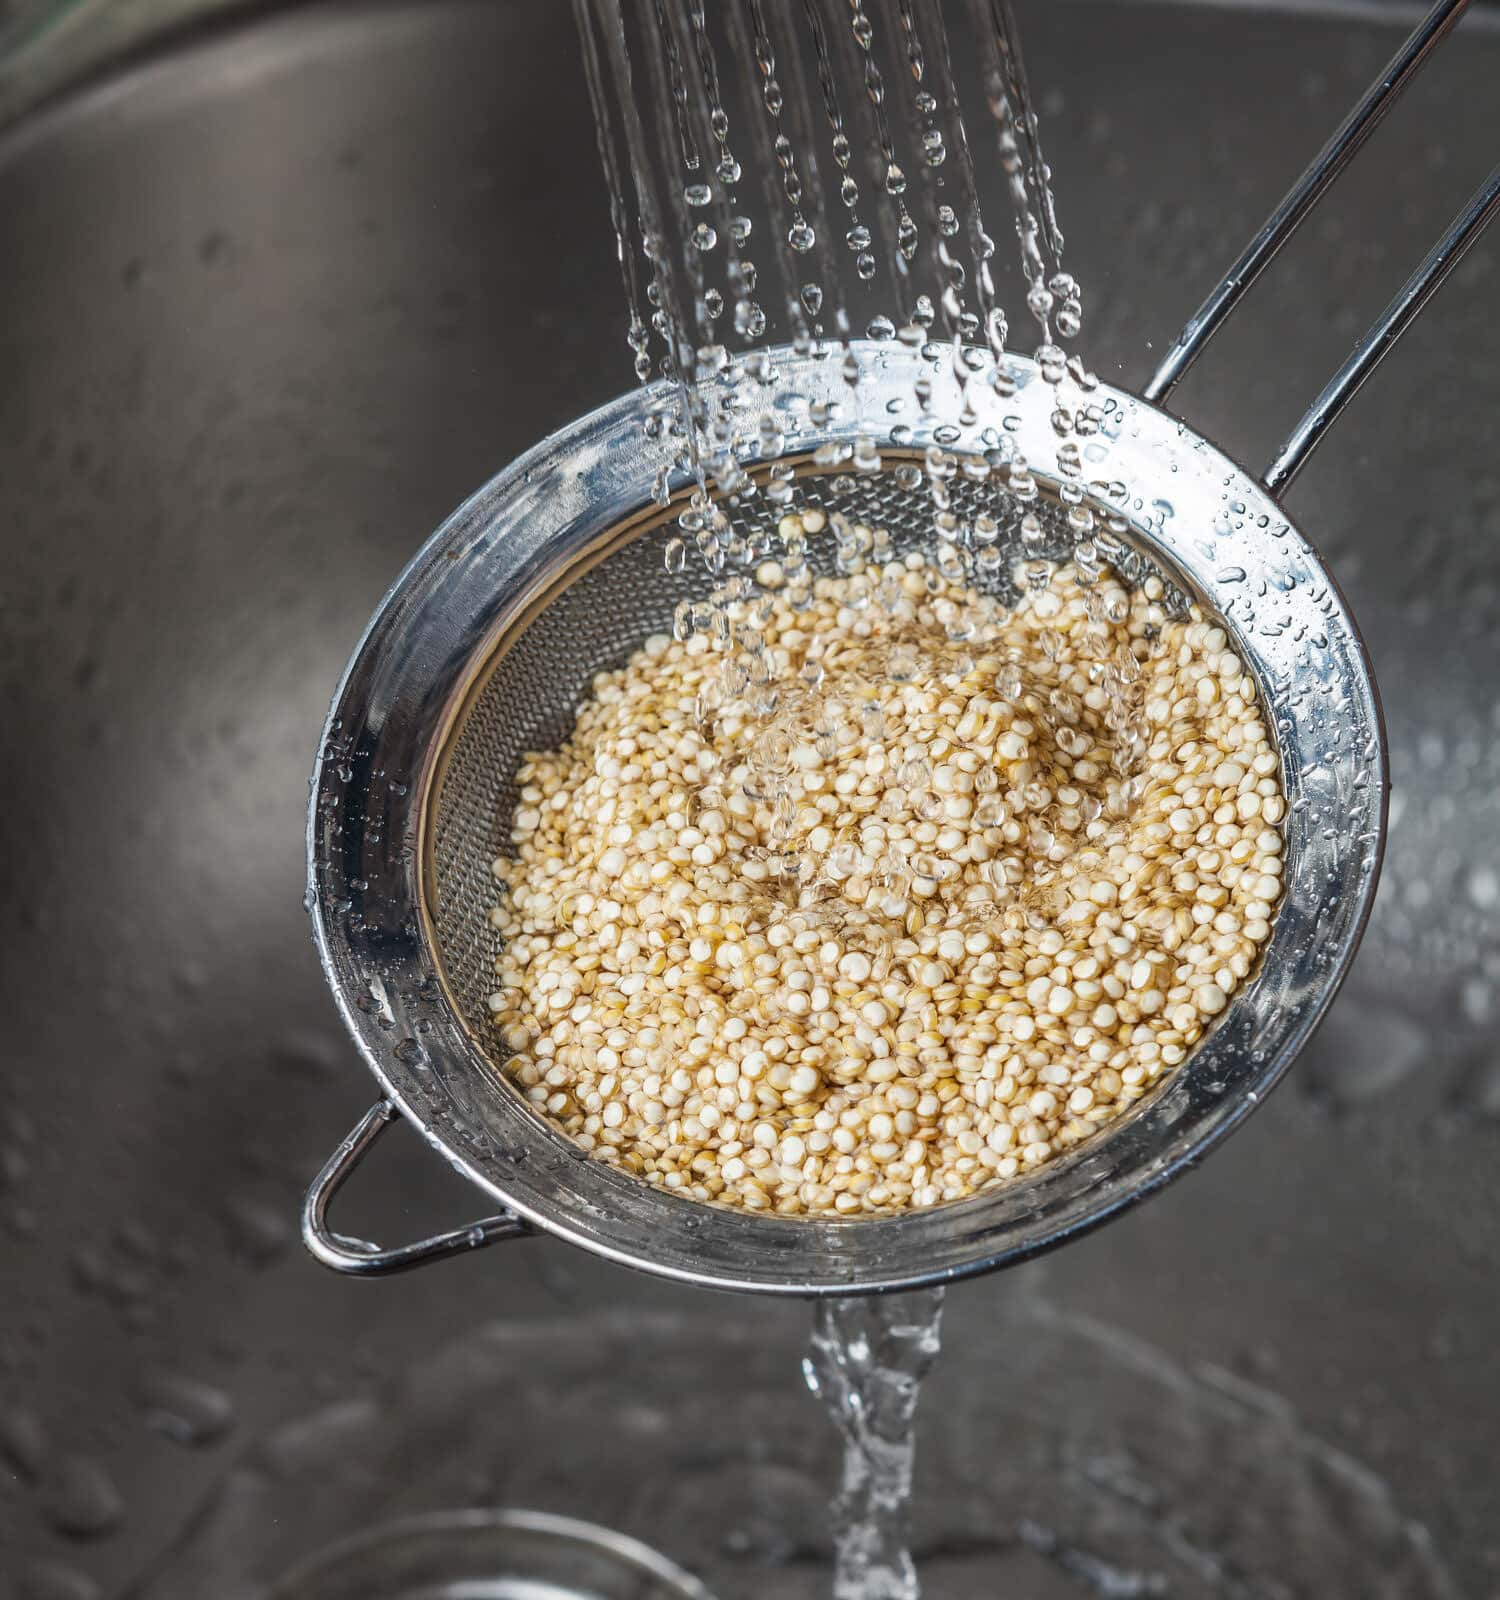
307,341,1386,1294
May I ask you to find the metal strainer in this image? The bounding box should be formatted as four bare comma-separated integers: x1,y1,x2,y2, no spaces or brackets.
304,7,1500,1288
303,329,1386,1297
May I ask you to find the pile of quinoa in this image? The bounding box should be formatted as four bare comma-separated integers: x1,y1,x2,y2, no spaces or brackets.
485,555,1284,1217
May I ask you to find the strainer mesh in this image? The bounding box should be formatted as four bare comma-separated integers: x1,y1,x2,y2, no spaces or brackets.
429,466,1163,1057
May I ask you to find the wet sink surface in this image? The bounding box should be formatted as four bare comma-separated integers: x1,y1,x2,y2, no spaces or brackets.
1,1,1497,1595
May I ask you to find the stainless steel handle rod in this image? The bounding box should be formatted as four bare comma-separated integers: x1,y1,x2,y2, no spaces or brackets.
1144,0,1472,406
1264,160,1500,496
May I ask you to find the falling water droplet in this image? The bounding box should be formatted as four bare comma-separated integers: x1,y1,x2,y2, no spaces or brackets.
664,538,688,575
736,300,767,339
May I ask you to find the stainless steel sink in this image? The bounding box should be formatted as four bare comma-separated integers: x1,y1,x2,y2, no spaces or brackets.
1,2,1496,1595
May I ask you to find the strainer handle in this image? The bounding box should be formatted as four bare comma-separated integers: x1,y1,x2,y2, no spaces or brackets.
1144,0,1470,406
1142,0,1500,495
302,1099,531,1276
1260,162,1500,495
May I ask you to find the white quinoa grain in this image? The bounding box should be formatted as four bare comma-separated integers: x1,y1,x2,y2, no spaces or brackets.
486,559,1283,1217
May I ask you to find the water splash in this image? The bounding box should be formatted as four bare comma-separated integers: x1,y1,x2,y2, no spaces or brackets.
803,1289,946,1599
569,0,1114,806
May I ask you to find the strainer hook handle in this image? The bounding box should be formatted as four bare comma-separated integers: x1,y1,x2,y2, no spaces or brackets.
302,1099,531,1275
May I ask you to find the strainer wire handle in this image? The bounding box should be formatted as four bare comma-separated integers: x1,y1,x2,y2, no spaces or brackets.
1144,0,1472,405
1142,0,1500,495
1262,161,1500,495
302,1099,530,1276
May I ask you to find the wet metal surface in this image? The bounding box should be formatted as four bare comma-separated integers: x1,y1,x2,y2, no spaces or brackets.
0,1,1497,1595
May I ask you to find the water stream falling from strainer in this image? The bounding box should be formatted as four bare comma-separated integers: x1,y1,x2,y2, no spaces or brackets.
804,1289,947,1600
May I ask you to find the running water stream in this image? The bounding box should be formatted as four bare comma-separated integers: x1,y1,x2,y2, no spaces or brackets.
803,1290,947,1600
572,4,1084,1595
